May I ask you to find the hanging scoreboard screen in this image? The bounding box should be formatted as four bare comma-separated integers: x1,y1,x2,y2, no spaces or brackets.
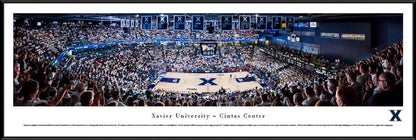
174,15,186,30
256,16,267,30
192,15,204,31
141,16,152,30
200,42,217,56
239,15,251,30
272,16,282,30
221,15,233,30
157,16,168,30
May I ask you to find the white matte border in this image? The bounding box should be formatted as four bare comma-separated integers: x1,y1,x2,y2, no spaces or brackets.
4,3,413,137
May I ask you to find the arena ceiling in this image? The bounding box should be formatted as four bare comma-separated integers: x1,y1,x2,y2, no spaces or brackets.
14,13,401,22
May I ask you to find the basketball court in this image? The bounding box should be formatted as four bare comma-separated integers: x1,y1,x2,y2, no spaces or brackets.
153,72,262,93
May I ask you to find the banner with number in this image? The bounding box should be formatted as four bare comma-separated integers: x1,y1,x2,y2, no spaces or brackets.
120,19,125,28
125,19,130,27
135,20,139,28
131,19,135,28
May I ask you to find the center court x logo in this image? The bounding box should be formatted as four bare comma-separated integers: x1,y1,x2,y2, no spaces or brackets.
198,78,217,86
390,110,401,121
160,17,165,22
177,17,182,22
196,17,201,21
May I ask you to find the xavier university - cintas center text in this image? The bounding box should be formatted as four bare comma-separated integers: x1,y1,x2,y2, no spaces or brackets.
152,113,265,120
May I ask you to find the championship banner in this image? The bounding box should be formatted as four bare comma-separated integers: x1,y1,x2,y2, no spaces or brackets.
153,72,262,93
157,15,168,30
239,15,251,30
221,15,232,30
192,15,204,31
174,15,186,30
272,16,282,30
256,16,267,30
141,16,152,30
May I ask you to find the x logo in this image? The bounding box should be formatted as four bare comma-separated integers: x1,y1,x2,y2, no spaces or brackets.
160,17,165,22
177,17,182,22
144,17,149,22
259,17,264,22
243,16,248,21
198,78,217,86
196,17,201,21
224,17,229,21
390,110,402,121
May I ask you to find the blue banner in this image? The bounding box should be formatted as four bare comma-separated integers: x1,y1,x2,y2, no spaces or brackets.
174,15,186,30
141,16,152,30
256,16,267,30
272,16,281,30
192,15,204,31
239,15,251,30
221,15,232,30
157,16,168,30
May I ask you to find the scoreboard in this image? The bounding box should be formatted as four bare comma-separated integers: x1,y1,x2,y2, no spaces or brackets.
200,41,217,56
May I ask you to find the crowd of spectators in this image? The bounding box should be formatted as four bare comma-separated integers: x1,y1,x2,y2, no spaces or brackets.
13,23,403,107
